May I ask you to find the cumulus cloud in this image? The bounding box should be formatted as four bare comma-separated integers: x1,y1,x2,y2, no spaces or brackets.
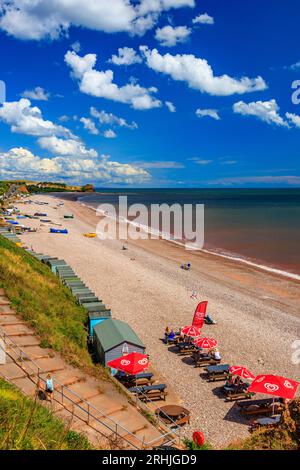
165,101,176,112
103,129,117,138
0,146,150,184
285,112,300,128
0,0,195,40
37,136,98,159
109,47,142,66
196,108,220,120
0,98,74,137
192,13,214,25
90,107,138,129
140,47,267,96
233,99,288,127
21,86,50,101
79,117,99,135
155,25,191,47
65,50,162,110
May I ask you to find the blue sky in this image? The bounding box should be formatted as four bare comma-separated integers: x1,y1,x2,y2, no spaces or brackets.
0,0,300,187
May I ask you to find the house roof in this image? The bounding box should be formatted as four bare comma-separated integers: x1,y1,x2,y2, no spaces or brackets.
93,318,145,353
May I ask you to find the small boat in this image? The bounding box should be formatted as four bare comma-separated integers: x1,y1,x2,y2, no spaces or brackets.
84,233,97,238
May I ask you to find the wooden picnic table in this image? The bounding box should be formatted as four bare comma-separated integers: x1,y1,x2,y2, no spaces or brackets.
205,364,230,381
236,398,283,415
155,405,190,426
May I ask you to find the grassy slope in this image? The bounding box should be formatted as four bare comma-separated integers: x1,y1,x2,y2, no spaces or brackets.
0,235,106,378
0,378,91,450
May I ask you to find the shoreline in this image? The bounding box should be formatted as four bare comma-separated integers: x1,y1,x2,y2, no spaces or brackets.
56,191,300,283
16,193,300,447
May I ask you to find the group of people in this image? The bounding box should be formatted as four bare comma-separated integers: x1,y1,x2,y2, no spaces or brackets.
224,375,249,392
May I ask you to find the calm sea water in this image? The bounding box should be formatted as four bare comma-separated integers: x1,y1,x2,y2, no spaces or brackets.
78,189,300,277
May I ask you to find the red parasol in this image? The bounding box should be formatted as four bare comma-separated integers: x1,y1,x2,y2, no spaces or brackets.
248,374,299,400
107,352,149,375
181,325,201,337
229,366,255,380
193,337,218,349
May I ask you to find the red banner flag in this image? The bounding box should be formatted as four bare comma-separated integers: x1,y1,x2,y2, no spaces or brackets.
192,301,208,328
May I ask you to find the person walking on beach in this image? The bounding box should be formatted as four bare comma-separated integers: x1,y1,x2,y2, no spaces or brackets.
45,374,54,402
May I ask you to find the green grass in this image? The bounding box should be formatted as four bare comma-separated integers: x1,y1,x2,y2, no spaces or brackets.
0,378,91,450
0,235,106,378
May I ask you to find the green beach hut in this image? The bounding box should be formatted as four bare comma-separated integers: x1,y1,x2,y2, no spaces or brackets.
93,318,145,366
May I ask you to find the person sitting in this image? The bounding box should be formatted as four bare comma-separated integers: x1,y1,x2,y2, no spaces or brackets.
205,314,217,324
163,326,170,344
211,348,221,361
168,328,175,342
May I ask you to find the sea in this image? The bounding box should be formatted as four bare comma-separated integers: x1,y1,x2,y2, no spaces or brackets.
78,188,300,279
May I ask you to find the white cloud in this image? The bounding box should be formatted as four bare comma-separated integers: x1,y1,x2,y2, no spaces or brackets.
109,47,142,66
140,47,267,96
37,136,98,159
191,158,212,165
0,147,61,178
21,86,50,101
79,117,99,135
196,108,220,120
90,107,138,129
233,99,289,127
155,25,191,47
192,13,214,25
65,50,162,110
136,160,184,169
0,98,73,137
165,101,176,112
71,41,81,53
0,146,150,184
286,112,300,128
289,61,300,71
103,129,117,138
0,0,195,40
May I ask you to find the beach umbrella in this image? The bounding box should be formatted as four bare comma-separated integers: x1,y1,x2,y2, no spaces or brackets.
248,374,299,414
229,366,255,380
181,325,201,338
107,352,149,375
193,337,217,349
248,374,299,400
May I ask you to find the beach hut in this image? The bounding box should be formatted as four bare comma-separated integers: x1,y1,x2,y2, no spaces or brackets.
88,310,112,337
46,259,68,273
93,318,145,366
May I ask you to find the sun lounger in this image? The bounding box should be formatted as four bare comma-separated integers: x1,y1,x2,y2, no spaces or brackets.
128,384,168,402
205,364,230,381
236,398,282,415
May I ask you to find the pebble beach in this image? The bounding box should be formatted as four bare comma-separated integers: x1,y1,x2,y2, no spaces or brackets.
14,193,300,448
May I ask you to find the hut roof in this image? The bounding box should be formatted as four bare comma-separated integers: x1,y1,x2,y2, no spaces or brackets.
93,318,144,353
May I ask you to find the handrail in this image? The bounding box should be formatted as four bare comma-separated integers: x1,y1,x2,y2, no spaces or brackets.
0,328,176,449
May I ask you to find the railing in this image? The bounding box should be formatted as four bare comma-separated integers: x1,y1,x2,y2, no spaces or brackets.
0,328,177,449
